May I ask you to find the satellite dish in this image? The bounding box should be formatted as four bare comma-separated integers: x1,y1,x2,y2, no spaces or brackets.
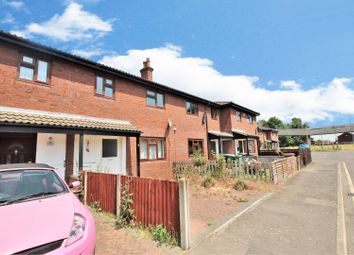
168,119,173,127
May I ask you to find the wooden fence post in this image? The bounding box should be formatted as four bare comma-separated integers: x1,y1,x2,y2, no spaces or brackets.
179,179,190,250
84,171,88,206
116,174,121,219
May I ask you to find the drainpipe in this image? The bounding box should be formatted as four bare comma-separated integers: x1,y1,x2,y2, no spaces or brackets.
79,133,84,171
204,105,210,159
136,135,141,177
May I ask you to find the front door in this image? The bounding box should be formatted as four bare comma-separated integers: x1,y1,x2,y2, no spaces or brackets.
0,133,37,164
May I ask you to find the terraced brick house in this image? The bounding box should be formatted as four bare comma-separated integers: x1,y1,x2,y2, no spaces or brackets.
0,31,260,180
258,127,279,150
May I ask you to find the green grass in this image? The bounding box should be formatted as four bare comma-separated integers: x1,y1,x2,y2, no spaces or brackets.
282,144,354,152
310,144,354,152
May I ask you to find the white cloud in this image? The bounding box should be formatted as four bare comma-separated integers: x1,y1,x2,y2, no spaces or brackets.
10,2,113,41
280,80,301,90
100,44,354,123
0,13,15,24
3,0,24,10
71,48,104,58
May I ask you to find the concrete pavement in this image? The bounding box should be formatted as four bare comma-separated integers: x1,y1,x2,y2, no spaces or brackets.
190,151,354,255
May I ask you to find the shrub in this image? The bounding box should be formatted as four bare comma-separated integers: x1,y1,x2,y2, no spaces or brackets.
202,176,215,188
234,180,248,191
116,182,136,229
192,150,206,167
210,153,226,178
149,224,178,246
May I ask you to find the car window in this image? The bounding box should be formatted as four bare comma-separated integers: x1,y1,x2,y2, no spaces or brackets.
0,169,67,204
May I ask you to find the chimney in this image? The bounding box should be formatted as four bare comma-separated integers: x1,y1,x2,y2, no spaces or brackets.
140,58,153,81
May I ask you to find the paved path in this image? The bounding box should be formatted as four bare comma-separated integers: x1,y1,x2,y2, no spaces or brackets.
190,151,354,255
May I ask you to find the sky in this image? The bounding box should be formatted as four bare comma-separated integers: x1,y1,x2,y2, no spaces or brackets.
1,0,354,127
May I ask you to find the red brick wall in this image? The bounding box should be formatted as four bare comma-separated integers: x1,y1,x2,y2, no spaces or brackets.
229,108,258,136
219,107,232,132
0,43,210,179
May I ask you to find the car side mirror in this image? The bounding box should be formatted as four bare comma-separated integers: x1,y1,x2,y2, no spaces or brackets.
69,181,80,191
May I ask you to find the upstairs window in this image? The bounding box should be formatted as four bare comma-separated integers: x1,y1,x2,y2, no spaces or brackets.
146,90,164,108
211,107,218,120
186,101,198,115
248,115,254,124
19,55,49,83
140,138,165,161
188,139,203,156
96,76,114,98
236,111,241,122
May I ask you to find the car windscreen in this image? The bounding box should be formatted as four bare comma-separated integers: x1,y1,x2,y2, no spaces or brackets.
0,169,68,205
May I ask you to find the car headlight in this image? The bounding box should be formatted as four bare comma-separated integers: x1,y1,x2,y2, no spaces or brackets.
65,213,86,246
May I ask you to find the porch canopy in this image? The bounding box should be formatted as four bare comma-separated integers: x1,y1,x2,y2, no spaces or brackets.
232,129,259,139
0,106,141,174
232,129,259,155
208,130,233,139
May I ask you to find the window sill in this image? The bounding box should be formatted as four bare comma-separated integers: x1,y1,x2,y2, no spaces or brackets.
18,78,51,87
94,93,115,100
141,159,166,162
186,113,199,117
146,105,166,110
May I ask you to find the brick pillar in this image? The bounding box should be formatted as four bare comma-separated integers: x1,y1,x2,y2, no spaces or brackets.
126,137,137,176
65,134,75,183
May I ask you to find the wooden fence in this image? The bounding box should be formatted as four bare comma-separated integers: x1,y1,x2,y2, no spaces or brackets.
173,157,272,182
173,155,305,184
84,172,186,245
120,175,180,234
85,171,117,214
271,156,298,184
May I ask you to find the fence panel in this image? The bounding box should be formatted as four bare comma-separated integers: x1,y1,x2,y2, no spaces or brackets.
85,171,117,214
84,172,181,236
121,175,180,234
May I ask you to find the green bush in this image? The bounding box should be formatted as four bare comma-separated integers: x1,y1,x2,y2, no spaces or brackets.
191,150,206,167
202,176,215,188
149,224,178,246
234,180,248,191
210,152,226,178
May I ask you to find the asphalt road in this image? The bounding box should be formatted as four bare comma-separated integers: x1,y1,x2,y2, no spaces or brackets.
190,151,354,255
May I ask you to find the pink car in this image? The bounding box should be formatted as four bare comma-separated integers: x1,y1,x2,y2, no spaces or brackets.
0,163,96,255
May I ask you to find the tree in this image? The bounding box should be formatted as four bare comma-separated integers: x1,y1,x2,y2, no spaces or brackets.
258,116,284,129
258,117,310,147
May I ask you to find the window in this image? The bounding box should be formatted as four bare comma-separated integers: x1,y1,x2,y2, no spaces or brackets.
211,107,218,119
247,115,254,124
102,139,117,158
236,139,255,154
248,140,255,153
186,101,198,115
188,139,203,156
236,111,241,122
19,55,49,83
96,76,114,98
146,90,164,108
140,138,165,160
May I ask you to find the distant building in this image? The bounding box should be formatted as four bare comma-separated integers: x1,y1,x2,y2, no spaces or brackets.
258,127,279,150
338,132,354,144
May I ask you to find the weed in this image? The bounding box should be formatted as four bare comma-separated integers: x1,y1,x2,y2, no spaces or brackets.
90,201,103,213
116,181,136,229
234,180,248,191
149,224,178,246
202,176,216,188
